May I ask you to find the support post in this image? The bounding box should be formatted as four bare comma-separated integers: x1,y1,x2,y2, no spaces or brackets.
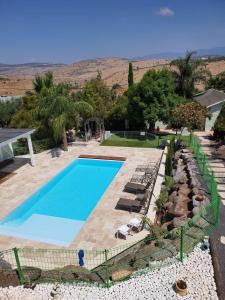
104,249,110,288
27,135,35,166
180,225,185,263
13,247,25,284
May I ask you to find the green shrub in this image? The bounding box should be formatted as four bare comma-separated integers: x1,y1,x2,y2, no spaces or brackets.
156,190,168,211
164,175,175,192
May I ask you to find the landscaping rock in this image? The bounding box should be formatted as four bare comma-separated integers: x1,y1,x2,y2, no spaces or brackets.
172,216,188,227
0,269,19,287
22,266,42,282
110,269,134,281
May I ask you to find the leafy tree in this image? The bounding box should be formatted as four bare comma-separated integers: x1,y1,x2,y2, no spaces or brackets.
207,71,225,91
36,83,93,151
11,72,55,129
111,83,121,100
127,69,185,130
80,74,112,119
170,51,211,98
10,95,38,128
172,101,211,131
128,62,134,87
0,99,22,127
106,95,128,130
214,102,225,140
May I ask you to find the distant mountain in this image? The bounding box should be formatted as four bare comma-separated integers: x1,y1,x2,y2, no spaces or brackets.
132,52,184,60
133,47,225,60
194,47,225,58
0,62,66,75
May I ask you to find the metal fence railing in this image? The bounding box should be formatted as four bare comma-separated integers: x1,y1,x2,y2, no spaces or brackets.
0,134,221,288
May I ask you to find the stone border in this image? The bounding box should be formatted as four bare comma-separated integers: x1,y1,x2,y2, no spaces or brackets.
147,146,168,222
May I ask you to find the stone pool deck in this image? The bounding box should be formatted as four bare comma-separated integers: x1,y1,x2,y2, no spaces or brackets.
0,142,162,250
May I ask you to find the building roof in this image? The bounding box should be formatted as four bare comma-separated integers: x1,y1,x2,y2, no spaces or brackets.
194,89,225,107
0,128,34,147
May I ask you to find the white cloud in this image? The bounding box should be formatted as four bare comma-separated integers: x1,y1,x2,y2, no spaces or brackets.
158,7,175,17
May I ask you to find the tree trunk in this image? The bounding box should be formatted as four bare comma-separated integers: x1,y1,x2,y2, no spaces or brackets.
63,128,68,151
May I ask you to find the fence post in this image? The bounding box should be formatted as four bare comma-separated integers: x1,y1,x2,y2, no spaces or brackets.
13,247,25,285
180,225,185,263
104,249,110,288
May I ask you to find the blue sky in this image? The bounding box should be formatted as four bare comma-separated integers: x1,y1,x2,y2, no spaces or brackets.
1,0,225,63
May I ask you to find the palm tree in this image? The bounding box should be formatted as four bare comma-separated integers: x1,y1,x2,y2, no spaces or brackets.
37,83,93,151
170,51,211,98
32,71,54,94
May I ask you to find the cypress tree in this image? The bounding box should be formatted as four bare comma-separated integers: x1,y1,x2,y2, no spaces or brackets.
128,62,134,87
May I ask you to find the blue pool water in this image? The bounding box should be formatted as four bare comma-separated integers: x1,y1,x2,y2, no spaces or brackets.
0,159,123,246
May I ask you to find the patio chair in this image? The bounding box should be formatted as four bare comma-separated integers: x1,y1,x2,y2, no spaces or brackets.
116,225,132,239
127,218,142,232
115,198,142,212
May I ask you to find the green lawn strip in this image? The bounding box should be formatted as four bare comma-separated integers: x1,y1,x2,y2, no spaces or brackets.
101,134,178,148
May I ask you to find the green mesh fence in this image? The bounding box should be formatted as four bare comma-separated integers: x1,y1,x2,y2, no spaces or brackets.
0,134,221,288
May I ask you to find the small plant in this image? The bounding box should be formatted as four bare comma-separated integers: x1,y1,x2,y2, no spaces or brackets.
129,257,136,267
142,217,166,240
164,175,175,192
156,190,168,212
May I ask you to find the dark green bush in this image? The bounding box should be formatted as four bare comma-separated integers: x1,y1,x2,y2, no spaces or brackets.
13,138,56,155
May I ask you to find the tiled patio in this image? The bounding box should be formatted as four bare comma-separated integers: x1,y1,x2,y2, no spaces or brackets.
0,142,162,250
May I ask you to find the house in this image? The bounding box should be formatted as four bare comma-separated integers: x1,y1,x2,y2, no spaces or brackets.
194,89,225,131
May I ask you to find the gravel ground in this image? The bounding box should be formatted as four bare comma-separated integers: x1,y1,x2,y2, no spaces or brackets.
0,244,218,300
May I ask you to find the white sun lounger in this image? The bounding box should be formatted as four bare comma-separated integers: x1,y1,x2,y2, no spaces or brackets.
116,225,132,239
128,218,142,231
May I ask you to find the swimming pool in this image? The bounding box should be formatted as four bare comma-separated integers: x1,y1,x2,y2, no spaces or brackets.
0,159,123,246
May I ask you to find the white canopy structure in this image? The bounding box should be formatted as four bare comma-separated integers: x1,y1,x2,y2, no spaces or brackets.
0,128,35,166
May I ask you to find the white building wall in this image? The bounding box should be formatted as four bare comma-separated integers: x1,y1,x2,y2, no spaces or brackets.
205,102,224,131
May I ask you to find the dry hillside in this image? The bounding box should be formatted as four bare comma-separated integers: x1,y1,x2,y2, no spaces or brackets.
1,58,225,96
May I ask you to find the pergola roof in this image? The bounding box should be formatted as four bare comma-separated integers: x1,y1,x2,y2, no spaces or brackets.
0,128,34,147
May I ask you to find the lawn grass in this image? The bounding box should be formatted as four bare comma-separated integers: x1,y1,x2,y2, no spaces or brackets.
101,134,177,148
101,133,191,148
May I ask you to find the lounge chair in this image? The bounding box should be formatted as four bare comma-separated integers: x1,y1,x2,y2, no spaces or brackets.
136,161,157,172
131,172,154,184
136,160,160,173
127,218,142,232
115,198,142,212
119,190,148,205
124,182,147,193
116,225,132,239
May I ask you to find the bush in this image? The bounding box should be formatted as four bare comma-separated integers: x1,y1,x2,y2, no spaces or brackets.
156,190,168,211
13,138,56,155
